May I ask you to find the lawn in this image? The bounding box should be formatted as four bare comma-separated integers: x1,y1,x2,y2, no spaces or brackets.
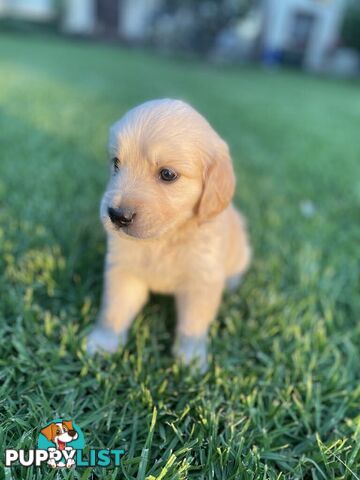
0,33,359,480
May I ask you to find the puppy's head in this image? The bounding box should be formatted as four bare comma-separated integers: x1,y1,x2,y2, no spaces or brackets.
101,99,235,239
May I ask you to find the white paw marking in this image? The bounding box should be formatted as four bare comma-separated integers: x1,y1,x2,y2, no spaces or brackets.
86,326,127,355
173,334,208,373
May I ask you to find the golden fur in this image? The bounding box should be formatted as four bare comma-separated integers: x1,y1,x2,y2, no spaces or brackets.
87,99,251,371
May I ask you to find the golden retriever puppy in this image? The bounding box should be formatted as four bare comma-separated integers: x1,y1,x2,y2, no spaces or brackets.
87,99,251,371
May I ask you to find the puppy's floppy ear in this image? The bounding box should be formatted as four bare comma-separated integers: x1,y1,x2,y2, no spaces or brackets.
198,139,235,222
40,423,56,442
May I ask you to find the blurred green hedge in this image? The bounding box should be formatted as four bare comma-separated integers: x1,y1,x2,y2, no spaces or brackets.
341,2,360,51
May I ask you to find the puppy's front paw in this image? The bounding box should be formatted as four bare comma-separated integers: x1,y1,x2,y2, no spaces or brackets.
173,333,208,373
86,326,127,355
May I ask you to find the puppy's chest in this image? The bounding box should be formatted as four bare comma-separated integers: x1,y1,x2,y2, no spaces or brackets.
112,241,191,293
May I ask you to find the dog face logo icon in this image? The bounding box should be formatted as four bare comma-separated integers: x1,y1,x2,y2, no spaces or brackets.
40,420,78,450
37,419,85,468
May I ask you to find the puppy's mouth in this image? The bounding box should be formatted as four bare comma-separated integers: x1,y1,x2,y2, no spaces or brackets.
113,225,135,237
112,225,154,240
107,221,164,240
57,440,66,450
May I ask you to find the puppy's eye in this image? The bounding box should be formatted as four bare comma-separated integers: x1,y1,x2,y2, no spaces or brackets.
159,168,178,182
112,157,120,172
56,429,60,435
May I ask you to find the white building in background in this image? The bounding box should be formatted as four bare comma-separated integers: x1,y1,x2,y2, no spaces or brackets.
0,0,161,40
62,0,95,34
62,0,161,40
119,0,160,40
1,0,355,74
263,0,349,71
0,0,55,20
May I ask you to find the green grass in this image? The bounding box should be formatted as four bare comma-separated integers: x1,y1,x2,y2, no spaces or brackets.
0,33,359,480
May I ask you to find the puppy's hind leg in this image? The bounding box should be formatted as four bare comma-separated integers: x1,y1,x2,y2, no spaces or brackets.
226,242,251,292
87,268,148,355
226,274,243,292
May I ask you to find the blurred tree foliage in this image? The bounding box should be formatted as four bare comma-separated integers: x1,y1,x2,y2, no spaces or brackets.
152,0,252,53
341,1,360,51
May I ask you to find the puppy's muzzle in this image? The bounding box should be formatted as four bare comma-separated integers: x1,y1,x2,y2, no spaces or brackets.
108,206,136,228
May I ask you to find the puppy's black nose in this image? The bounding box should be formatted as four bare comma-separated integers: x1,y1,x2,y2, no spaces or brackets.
108,206,136,227
68,430,77,438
